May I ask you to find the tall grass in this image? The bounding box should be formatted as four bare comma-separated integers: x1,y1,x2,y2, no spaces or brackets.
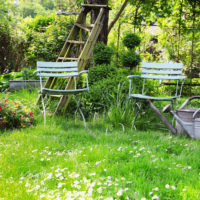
106,84,136,130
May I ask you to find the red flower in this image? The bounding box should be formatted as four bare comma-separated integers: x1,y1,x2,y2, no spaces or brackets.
4,99,7,103
29,112,33,117
0,106,2,111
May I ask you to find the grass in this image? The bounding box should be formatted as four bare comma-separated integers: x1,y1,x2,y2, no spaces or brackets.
1,91,200,199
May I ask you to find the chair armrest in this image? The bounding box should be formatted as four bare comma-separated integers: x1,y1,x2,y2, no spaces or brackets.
33,70,40,75
79,70,89,75
127,75,141,79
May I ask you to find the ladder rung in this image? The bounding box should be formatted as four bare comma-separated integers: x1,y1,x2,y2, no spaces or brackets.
82,4,109,9
75,23,91,32
58,57,79,61
67,40,85,44
83,24,94,28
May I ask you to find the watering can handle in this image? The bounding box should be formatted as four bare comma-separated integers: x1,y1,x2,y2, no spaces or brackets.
179,96,200,109
193,108,200,118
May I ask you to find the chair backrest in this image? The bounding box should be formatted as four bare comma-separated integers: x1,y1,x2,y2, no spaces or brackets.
36,61,78,77
141,62,184,80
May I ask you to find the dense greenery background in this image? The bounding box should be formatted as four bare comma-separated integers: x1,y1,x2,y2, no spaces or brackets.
0,0,200,75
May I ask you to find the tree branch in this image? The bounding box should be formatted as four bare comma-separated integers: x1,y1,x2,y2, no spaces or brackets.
108,0,129,34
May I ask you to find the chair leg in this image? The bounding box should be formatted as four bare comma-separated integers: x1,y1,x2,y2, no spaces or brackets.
171,99,177,127
131,102,141,130
74,96,86,128
41,94,46,125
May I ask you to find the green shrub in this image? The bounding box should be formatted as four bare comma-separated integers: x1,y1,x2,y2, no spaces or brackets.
20,14,74,66
88,64,117,85
121,33,142,70
83,69,130,114
121,50,141,70
0,98,35,129
93,42,113,65
122,33,141,49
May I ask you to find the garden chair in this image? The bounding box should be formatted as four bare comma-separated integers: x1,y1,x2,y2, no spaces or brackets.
127,62,185,130
35,61,89,127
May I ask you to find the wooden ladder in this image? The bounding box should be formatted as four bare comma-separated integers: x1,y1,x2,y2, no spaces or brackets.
37,4,109,114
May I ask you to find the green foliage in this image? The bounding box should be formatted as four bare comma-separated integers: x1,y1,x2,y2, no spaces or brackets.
20,14,74,65
83,68,130,114
27,15,54,31
88,64,117,85
122,33,141,49
93,42,113,65
121,49,141,69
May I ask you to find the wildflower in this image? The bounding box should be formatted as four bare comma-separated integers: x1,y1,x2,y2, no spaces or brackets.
141,198,146,200
171,186,176,190
97,187,102,193
4,99,7,103
117,189,123,196
152,195,159,200
153,187,159,191
21,122,26,127
29,112,33,117
165,184,170,189
0,106,2,111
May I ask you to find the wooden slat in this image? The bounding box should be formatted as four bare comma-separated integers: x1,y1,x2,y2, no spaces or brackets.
142,69,182,75
67,40,85,44
142,62,183,69
58,57,79,61
37,68,78,72
130,94,179,100
75,23,91,32
141,75,185,80
39,72,79,77
42,88,89,95
37,61,77,68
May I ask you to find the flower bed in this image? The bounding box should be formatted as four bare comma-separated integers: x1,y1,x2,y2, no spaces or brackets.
0,99,34,129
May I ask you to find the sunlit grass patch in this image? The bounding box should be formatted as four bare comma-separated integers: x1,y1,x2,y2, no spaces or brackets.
0,118,200,199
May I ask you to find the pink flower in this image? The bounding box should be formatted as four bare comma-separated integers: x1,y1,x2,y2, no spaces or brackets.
0,106,2,111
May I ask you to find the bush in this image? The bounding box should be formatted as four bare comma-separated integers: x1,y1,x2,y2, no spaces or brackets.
121,50,141,70
83,69,130,114
0,98,35,129
88,64,117,85
93,42,113,65
20,14,74,66
122,33,141,49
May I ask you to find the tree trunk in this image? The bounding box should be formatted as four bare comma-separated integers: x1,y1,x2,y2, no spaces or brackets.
88,0,109,44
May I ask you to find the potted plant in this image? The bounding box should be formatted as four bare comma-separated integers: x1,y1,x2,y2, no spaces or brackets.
9,68,45,90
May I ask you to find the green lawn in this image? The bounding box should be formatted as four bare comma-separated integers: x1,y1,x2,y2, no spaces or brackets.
1,91,200,199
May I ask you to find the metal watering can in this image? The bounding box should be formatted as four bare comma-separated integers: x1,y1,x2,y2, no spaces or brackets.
163,96,200,139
